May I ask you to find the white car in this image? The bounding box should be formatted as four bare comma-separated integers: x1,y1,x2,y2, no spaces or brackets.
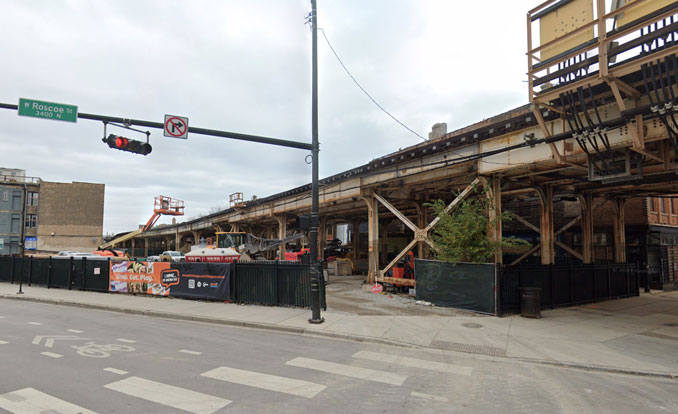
146,255,160,262
160,251,185,262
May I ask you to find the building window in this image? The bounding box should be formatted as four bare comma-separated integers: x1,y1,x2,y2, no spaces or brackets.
26,192,38,206
672,199,676,215
660,198,666,214
25,214,37,228
2,191,7,202
649,197,656,212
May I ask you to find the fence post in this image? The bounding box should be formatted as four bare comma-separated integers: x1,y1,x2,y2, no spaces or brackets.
495,264,501,316
231,262,237,302
637,261,642,296
591,262,596,303
27,256,33,287
10,255,15,284
68,257,73,290
47,256,52,289
274,260,279,305
81,257,87,291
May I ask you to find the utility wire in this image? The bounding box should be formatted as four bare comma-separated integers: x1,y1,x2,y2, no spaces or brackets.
319,28,427,142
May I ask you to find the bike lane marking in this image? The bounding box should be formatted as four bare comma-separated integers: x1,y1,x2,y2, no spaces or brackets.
179,349,202,355
103,368,128,376
67,329,83,334
41,352,63,358
28,322,41,325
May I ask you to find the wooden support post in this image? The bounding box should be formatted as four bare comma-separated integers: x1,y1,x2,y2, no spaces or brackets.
414,202,424,259
131,238,135,258
538,186,554,265
613,198,626,263
579,193,594,264
144,238,149,257
164,236,172,250
379,223,388,265
485,177,503,264
275,214,287,259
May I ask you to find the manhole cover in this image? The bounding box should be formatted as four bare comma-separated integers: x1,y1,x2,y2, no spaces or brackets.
461,322,483,329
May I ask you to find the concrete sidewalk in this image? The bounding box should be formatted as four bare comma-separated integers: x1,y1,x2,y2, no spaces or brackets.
1,281,677,378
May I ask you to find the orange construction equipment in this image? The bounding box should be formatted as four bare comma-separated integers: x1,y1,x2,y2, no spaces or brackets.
144,195,185,231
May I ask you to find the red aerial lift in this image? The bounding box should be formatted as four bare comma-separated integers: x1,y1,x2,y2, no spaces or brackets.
143,195,185,231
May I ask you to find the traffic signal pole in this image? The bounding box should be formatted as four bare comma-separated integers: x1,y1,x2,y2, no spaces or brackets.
0,1,323,324
308,0,324,324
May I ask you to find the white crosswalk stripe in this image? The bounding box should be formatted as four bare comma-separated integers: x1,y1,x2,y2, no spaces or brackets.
0,387,97,414
103,368,128,375
104,376,231,414
202,366,326,398
285,357,408,386
179,349,202,355
0,340,8,345
115,338,135,343
353,351,473,376
41,352,63,359
410,391,449,402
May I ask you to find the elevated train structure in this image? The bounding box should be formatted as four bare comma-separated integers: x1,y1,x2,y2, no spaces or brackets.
115,0,678,289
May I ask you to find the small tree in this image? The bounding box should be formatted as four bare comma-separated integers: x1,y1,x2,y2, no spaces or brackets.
428,187,528,263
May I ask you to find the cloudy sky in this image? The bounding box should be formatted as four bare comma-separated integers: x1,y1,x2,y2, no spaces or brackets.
0,0,534,235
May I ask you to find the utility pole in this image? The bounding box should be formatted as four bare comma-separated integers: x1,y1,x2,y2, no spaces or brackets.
308,0,324,324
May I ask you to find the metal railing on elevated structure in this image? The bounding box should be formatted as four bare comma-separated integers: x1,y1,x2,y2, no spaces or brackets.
0,174,40,185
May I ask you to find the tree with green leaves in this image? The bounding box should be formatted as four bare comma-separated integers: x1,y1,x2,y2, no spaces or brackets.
427,187,528,263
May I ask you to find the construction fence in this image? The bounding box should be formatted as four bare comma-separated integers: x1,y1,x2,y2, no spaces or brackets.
0,256,324,309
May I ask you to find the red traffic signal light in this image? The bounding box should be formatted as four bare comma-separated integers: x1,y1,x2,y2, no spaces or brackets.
103,134,152,156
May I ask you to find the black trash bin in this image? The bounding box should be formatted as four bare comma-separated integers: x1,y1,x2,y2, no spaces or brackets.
520,287,541,318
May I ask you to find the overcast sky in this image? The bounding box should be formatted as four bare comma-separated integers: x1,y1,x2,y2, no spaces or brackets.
0,0,534,235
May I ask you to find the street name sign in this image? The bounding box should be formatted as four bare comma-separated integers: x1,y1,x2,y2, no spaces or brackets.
164,114,189,139
18,98,78,123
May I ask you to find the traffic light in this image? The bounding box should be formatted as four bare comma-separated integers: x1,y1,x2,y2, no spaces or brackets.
103,134,152,155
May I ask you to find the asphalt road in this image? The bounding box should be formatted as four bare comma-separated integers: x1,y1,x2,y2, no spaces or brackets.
0,300,676,413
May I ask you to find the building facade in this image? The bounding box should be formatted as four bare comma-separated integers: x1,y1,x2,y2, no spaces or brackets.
0,168,104,255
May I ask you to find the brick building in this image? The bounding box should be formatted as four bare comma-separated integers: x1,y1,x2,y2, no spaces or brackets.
0,168,104,255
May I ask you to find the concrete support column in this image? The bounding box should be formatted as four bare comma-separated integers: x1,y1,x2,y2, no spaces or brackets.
275,215,287,259
175,231,180,252
487,177,503,264
131,238,136,258
613,198,626,263
363,195,379,284
579,193,594,264
538,186,555,265
192,231,201,245
144,238,149,257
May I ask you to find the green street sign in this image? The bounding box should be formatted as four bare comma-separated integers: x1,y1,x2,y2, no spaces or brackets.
18,98,78,123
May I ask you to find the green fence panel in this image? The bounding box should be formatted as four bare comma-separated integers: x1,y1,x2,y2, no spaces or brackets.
415,259,496,314
29,258,50,286
85,259,110,292
50,259,72,289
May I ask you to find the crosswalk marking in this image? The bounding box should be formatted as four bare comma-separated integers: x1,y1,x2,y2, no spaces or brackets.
27,322,41,326
410,391,449,402
104,376,231,414
0,387,97,414
179,349,202,355
285,357,407,386
115,338,135,343
41,352,63,358
67,329,83,334
352,351,473,376
0,340,7,345
103,368,128,375
202,366,326,398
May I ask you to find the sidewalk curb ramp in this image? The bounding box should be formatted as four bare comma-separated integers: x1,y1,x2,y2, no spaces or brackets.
2,293,676,381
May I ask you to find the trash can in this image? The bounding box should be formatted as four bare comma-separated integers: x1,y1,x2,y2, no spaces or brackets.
520,287,541,318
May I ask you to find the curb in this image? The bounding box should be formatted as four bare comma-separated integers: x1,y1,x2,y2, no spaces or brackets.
2,293,676,380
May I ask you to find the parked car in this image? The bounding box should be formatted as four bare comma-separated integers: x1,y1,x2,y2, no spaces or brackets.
146,255,160,262
160,251,185,262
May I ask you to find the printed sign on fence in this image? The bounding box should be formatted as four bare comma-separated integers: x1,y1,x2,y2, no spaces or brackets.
109,261,230,300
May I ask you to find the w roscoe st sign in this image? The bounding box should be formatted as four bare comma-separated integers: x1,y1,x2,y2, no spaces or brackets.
18,98,78,123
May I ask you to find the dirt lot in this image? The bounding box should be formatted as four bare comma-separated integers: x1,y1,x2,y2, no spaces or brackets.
325,275,484,317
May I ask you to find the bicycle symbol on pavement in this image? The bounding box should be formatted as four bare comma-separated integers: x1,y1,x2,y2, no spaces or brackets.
71,342,135,358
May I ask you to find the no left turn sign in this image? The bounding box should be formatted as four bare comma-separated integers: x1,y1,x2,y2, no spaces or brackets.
164,114,189,139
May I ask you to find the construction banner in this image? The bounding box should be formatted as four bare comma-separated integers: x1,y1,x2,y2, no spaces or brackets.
109,261,231,301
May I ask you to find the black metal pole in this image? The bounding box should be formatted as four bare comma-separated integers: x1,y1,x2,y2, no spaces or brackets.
308,0,323,324
16,244,24,294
